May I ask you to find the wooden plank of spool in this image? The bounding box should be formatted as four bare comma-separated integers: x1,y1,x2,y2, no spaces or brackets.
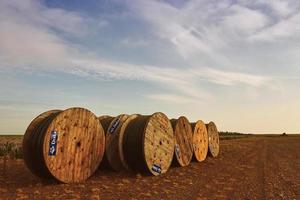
40,107,105,183
98,115,114,169
170,116,193,167
123,112,174,175
98,115,115,135
106,114,140,171
205,121,220,157
191,120,208,162
23,110,62,178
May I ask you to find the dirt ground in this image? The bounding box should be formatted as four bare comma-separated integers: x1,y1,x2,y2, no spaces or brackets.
0,136,299,200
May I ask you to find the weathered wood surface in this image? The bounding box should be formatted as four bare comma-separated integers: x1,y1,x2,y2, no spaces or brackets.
98,115,114,169
106,114,130,171
123,112,174,175
171,116,193,167
23,110,62,179
23,108,105,183
206,121,220,157
191,120,208,162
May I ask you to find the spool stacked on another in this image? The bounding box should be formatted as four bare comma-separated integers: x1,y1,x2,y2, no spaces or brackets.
22,107,105,183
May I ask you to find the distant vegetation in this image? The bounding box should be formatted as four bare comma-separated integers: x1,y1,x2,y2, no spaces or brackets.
219,131,252,135
219,131,252,140
0,142,23,159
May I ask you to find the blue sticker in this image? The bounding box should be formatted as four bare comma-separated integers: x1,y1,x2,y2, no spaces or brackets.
175,144,181,158
108,118,120,134
48,131,58,156
152,164,162,174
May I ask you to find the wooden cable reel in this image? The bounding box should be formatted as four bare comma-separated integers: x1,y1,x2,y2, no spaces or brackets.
170,116,193,167
23,108,105,183
98,115,114,131
191,120,208,162
206,121,220,157
123,112,174,175
98,115,114,168
105,114,139,171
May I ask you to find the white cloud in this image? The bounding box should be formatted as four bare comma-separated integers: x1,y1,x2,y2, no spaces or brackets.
0,0,106,68
251,13,300,41
191,67,271,87
146,94,199,104
0,0,285,105
120,37,150,47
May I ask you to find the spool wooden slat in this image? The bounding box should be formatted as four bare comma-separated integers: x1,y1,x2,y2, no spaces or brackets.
23,108,105,183
171,116,193,167
23,110,62,178
105,114,139,171
123,112,174,175
191,120,208,162
205,121,220,157
98,115,114,169
98,116,114,132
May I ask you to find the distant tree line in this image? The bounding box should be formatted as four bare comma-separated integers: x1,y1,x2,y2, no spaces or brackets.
219,131,252,135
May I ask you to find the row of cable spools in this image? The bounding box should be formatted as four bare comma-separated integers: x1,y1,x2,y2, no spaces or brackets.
23,107,219,183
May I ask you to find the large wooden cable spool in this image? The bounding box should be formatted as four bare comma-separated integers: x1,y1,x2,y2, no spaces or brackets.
98,115,114,132
23,107,105,183
205,121,220,157
191,120,208,162
23,110,62,179
170,116,193,167
98,115,114,169
105,114,139,171
123,112,174,175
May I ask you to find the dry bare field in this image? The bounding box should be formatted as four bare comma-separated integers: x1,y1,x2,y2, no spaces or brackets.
0,135,299,200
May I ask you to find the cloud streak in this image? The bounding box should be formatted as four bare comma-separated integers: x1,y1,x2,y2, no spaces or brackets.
0,0,289,104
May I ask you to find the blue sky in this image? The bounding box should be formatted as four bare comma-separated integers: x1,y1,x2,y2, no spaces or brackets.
0,0,300,134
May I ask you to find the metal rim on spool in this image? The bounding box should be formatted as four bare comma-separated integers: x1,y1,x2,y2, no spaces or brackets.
171,116,193,167
206,121,220,157
191,120,208,162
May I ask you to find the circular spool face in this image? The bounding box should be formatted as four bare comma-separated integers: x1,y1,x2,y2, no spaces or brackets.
105,114,129,171
172,117,193,167
42,108,105,183
206,122,220,157
143,112,174,175
192,120,208,162
23,110,61,176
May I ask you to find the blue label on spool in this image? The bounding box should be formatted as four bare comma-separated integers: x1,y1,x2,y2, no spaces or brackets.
152,164,162,174
48,131,58,156
108,118,120,134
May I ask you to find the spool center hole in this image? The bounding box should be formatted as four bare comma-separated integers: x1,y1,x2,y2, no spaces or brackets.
159,141,162,145
76,141,81,148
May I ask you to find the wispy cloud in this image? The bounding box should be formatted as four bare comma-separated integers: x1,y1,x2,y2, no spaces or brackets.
146,94,199,104
0,0,288,105
190,67,271,87
0,0,106,68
